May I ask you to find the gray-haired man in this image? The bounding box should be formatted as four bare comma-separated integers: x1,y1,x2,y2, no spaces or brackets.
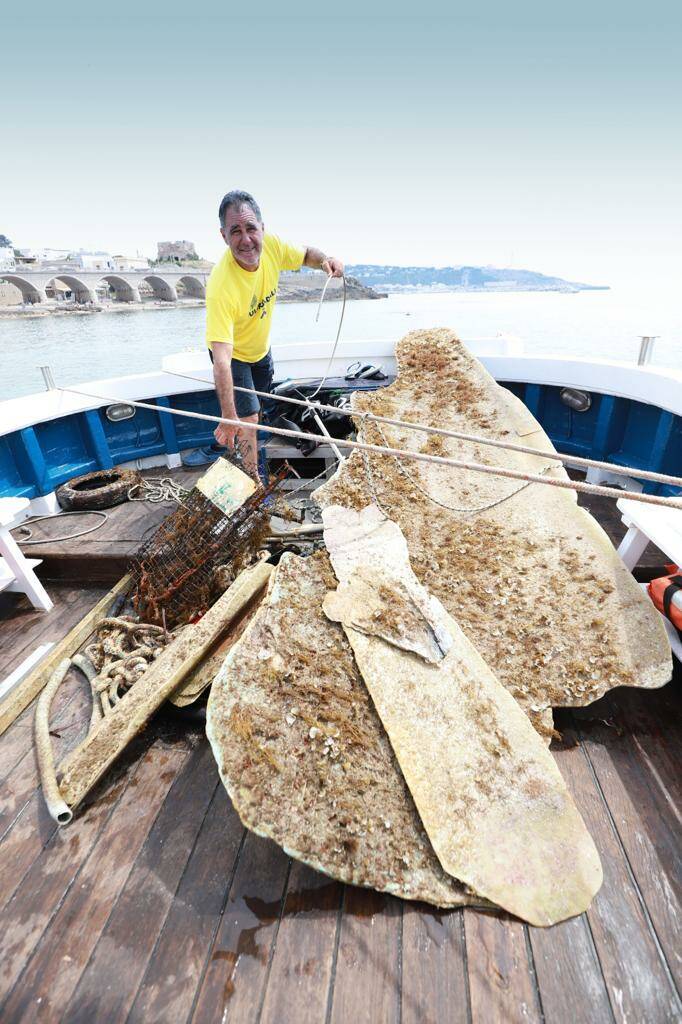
185,189,343,476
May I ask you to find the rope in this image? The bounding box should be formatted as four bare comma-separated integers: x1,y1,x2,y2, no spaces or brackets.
61,385,682,511
166,368,682,491
370,420,553,515
309,273,347,399
127,477,190,503
12,510,108,545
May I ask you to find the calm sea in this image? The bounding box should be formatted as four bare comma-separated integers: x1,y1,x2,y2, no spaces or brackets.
1,288,680,402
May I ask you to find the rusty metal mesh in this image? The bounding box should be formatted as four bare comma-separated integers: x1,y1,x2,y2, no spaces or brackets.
130,464,286,628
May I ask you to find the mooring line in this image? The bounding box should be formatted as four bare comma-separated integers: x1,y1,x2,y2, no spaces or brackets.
163,369,682,490
62,384,682,511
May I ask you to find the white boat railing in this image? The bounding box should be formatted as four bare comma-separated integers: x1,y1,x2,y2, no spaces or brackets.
1,336,682,439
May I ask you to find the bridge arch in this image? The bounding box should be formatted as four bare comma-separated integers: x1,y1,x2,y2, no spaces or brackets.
0,274,46,304
176,275,206,299
98,274,140,303
142,275,177,302
46,275,97,305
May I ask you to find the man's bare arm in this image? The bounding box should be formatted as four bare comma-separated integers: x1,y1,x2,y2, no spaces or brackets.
211,342,239,448
304,247,344,278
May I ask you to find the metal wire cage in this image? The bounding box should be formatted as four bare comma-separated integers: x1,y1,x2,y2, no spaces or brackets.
130,461,285,628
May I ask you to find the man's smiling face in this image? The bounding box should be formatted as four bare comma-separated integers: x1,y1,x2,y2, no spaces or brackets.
221,203,264,271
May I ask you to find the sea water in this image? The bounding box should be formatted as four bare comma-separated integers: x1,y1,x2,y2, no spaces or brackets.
0,287,680,402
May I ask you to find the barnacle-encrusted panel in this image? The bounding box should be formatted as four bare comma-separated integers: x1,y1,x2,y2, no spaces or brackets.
206,551,477,908
316,329,671,738
322,505,602,926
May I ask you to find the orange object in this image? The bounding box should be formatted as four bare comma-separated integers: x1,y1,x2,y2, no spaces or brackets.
648,568,682,638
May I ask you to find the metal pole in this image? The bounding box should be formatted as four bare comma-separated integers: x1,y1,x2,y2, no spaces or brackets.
637,336,658,365
39,366,56,390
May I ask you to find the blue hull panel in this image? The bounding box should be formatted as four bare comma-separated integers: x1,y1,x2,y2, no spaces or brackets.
1,383,680,498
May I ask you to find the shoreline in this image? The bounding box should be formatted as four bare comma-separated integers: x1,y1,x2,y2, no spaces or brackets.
0,288,383,321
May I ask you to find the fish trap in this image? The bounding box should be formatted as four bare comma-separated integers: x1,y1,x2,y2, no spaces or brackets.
130,457,286,628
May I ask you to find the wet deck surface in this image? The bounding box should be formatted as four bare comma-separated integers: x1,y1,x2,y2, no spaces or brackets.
0,477,680,1023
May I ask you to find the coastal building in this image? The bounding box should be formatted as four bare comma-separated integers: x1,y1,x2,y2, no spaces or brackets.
112,255,149,271
67,251,116,271
15,247,71,265
157,240,198,261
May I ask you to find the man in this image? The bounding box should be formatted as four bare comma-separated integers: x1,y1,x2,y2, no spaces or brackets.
186,189,343,476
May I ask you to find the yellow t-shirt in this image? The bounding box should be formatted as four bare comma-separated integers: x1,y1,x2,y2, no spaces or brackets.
205,233,305,362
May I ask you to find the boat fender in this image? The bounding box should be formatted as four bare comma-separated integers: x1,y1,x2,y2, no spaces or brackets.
56,469,143,512
648,569,682,639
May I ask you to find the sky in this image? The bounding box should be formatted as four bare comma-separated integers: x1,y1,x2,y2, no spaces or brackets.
3,1,681,292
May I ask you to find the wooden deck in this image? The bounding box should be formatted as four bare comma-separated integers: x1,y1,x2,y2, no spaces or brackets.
0,476,680,1023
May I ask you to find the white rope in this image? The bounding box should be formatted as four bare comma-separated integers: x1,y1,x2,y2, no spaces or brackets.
61,384,682,511
370,419,552,515
127,477,190,503
166,369,682,491
12,510,108,545
309,273,347,399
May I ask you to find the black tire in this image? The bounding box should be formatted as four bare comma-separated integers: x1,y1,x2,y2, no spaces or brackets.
56,469,142,511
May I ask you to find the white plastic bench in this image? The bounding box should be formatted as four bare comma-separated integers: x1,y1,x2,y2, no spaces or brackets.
0,498,53,612
617,497,682,660
617,498,682,570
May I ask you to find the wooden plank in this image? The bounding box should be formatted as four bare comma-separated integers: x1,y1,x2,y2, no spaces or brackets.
528,911,613,1023
573,706,682,991
0,732,191,1021
328,886,402,1024
0,586,103,775
191,831,291,1024
603,684,682,811
557,714,681,1022
0,670,93,908
463,911,542,1024
401,905,468,1024
0,663,92,830
61,741,219,1024
525,729,614,1023
0,729,165,1007
127,784,244,1024
57,561,272,813
260,861,342,1024
0,584,104,714
0,573,130,736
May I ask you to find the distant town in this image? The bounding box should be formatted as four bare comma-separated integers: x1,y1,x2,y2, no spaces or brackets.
0,234,607,317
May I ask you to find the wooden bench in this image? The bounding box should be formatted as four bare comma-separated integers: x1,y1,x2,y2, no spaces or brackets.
0,498,53,612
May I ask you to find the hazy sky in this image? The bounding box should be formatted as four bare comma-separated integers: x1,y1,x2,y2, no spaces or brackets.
3,2,681,291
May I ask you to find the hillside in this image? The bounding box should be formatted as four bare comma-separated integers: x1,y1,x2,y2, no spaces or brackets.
345,264,608,294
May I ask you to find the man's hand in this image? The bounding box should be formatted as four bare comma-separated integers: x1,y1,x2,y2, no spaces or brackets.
304,247,344,278
321,256,344,279
211,341,240,450
214,420,239,449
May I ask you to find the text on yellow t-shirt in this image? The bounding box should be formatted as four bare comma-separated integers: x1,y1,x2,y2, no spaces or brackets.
205,233,305,362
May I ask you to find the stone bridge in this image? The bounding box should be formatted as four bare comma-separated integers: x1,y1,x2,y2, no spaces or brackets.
0,266,209,305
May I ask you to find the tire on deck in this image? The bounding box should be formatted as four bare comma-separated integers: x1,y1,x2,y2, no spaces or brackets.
56,469,143,511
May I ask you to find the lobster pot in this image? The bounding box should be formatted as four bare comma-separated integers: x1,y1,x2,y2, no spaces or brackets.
130,458,281,628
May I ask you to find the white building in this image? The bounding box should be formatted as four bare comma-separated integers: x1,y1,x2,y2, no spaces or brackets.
15,247,71,264
67,251,116,271
112,254,150,271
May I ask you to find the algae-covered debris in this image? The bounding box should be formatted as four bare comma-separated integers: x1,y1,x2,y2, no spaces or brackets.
316,329,671,738
322,504,603,927
206,551,477,908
